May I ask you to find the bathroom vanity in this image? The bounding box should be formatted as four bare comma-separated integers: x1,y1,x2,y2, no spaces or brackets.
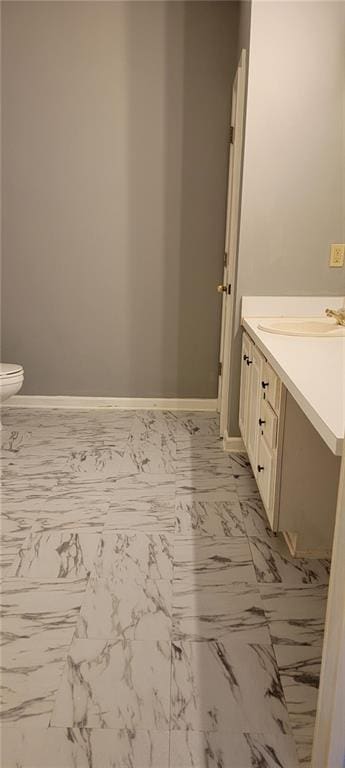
239,297,344,558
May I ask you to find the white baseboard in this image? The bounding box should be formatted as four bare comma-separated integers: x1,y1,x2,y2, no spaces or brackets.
223,429,246,453
283,531,331,560
6,395,218,412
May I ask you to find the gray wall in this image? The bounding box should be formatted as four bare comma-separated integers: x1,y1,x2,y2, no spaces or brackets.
1,1,239,397
229,0,345,435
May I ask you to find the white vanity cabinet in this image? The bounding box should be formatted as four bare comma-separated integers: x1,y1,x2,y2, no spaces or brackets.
239,330,341,557
239,333,281,528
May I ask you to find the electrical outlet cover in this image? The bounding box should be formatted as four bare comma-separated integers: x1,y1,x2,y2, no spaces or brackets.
329,244,345,268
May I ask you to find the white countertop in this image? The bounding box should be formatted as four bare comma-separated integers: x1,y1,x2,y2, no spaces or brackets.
242,297,345,456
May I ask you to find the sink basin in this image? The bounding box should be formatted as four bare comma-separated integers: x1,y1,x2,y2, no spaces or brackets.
258,317,345,337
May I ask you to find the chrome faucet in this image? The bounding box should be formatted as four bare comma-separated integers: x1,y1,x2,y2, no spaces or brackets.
325,307,345,326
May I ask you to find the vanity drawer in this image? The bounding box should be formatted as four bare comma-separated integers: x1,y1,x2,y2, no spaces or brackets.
259,398,277,450
261,361,281,413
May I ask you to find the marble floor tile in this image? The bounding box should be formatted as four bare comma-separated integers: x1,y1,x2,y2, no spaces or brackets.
32,504,108,533
7,532,100,579
0,631,73,726
62,444,129,479
173,536,256,587
53,476,116,501
0,534,31,577
104,501,176,533
175,435,231,473
1,579,87,644
171,640,290,735
123,411,176,473
260,584,328,646
75,575,172,641
234,475,258,496
130,410,175,457
0,671,67,727
4,442,129,483
226,452,252,477
1,475,56,500
241,496,330,586
172,583,270,643
170,730,299,768
2,407,134,440
1,579,86,725
110,472,176,501
1,427,33,454
274,645,322,737
2,485,109,534
173,412,219,437
176,470,236,501
104,474,176,532
240,493,276,539
175,500,246,539
93,533,173,581
288,723,314,767
0,726,170,767
182,448,253,494
1,509,37,539
248,534,330,586
2,445,73,482
51,638,171,730
0,578,87,636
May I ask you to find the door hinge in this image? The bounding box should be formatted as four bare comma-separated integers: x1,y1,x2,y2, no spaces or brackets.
224,251,228,267
230,125,234,144
218,361,222,377
227,283,232,295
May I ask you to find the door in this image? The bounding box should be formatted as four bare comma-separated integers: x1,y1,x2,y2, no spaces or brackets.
217,49,247,436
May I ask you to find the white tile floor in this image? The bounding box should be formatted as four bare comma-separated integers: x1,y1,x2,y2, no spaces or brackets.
0,409,329,767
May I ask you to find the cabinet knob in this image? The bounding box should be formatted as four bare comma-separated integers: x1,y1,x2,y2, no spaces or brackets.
258,418,266,426
261,381,269,389
257,465,264,473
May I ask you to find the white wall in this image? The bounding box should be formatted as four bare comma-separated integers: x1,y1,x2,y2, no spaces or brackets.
229,0,345,434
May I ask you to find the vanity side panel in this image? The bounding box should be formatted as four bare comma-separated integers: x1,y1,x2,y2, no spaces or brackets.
279,392,341,555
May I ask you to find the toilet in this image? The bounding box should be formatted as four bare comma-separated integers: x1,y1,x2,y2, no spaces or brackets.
0,363,24,404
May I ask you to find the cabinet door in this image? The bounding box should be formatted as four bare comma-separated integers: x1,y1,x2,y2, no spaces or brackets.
247,344,264,471
257,437,275,527
259,398,278,451
239,333,252,445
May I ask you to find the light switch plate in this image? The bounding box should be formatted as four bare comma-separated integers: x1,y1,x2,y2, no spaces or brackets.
329,244,345,268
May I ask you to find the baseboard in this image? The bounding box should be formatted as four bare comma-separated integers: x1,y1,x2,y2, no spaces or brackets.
6,395,218,412
223,429,246,453
283,530,331,560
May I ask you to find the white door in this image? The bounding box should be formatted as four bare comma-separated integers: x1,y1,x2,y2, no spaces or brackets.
218,49,247,437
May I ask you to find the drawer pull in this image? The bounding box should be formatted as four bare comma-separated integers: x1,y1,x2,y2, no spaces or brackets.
262,381,269,389
258,418,266,426
246,359,253,366
257,464,264,473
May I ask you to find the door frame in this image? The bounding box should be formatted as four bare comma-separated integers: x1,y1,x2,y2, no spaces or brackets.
312,437,345,767
218,48,247,437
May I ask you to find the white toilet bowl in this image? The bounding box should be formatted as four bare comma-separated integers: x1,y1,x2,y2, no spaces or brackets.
0,363,24,404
